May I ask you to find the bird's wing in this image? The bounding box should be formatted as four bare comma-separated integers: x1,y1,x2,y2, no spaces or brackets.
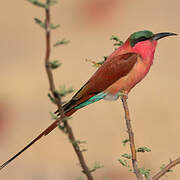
63,52,138,112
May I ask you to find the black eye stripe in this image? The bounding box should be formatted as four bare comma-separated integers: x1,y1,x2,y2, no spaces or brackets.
131,36,149,47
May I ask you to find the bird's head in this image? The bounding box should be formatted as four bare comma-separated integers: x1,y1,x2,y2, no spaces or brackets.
127,30,177,60
129,30,177,47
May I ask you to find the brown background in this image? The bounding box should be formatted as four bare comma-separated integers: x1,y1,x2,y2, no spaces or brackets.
0,0,180,179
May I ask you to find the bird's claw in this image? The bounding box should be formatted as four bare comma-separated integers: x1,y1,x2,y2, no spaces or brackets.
117,91,128,100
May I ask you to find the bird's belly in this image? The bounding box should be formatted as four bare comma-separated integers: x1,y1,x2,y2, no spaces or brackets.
105,59,151,94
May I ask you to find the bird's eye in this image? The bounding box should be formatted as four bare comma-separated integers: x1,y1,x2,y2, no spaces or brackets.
131,36,149,47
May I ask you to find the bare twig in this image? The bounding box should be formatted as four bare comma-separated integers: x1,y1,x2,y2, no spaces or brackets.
45,1,64,117
121,96,143,180
64,122,94,180
152,157,180,180
44,2,93,180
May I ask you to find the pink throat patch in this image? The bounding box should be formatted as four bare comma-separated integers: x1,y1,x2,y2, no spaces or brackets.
132,40,157,61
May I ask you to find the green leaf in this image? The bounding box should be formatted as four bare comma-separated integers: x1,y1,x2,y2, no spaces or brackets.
47,0,58,6
57,117,72,133
34,18,60,30
110,35,124,47
58,123,66,132
27,0,47,8
70,140,86,146
139,167,150,180
118,159,129,167
81,149,87,152
90,162,104,172
110,35,121,41
58,85,75,97
34,18,45,29
49,23,61,30
137,146,151,153
103,56,108,61
122,139,129,146
53,39,70,47
57,119,69,133
86,56,107,68
160,164,173,172
94,61,105,67
121,153,132,159
94,56,107,67
62,116,72,122
78,140,87,144
49,111,58,120
48,93,56,104
118,159,125,166
49,60,61,69
113,42,124,46
53,90,61,99
76,177,84,180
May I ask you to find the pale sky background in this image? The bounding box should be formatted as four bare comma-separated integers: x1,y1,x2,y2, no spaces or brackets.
0,0,180,179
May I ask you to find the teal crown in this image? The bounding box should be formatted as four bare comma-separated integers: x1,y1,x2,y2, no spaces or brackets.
130,30,154,47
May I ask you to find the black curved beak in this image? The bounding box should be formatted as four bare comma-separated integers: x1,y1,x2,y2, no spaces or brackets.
152,32,177,40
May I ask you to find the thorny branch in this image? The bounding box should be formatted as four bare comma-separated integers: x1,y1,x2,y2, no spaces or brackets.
44,1,94,180
45,1,64,118
152,157,180,180
121,95,180,180
121,96,143,180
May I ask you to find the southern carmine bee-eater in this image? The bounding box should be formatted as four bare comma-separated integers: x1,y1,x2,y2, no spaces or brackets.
0,30,177,170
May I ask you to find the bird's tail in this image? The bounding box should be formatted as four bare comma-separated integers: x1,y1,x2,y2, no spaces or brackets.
0,93,103,170
0,102,77,171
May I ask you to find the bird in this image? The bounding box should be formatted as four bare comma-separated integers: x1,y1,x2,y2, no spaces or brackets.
0,30,177,170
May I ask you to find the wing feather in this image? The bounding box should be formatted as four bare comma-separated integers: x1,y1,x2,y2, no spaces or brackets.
62,53,138,113
74,52,137,99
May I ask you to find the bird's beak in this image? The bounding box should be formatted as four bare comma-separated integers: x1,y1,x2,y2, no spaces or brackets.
152,32,177,40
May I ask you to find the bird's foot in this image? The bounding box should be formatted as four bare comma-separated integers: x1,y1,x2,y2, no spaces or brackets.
117,91,128,100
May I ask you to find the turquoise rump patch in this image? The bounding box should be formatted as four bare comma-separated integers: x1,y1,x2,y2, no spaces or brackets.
75,92,107,109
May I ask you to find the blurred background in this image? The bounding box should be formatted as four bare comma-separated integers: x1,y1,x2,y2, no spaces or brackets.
0,0,180,179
